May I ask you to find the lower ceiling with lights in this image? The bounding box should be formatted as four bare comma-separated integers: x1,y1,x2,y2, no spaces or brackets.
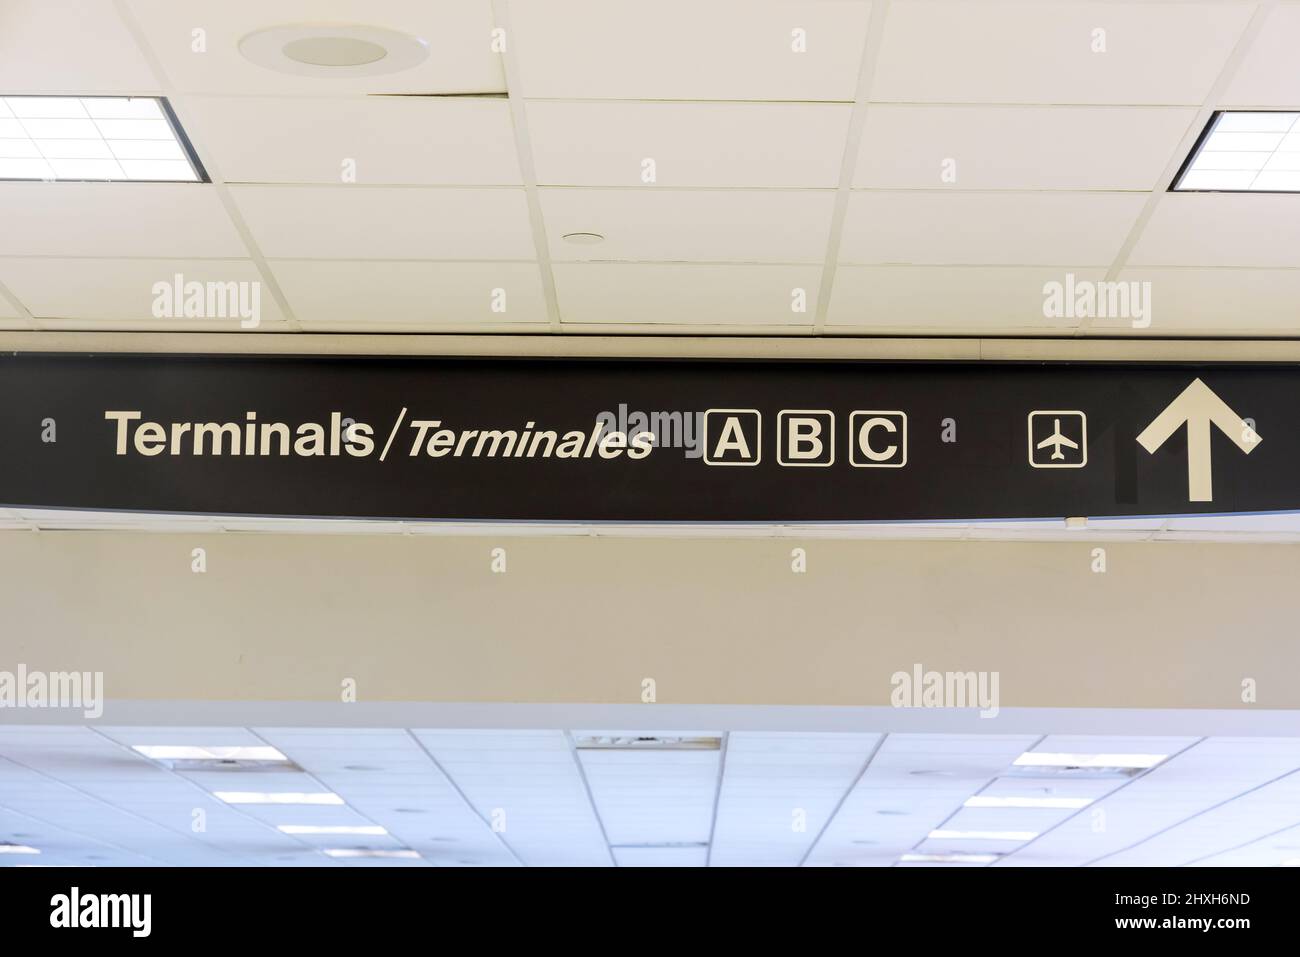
1,0,1300,337
2,727,1298,867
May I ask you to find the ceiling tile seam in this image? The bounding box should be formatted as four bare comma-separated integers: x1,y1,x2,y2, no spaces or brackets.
404,730,527,866
0,799,153,867
110,0,302,333
812,0,892,336
1180,814,1300,867
889,732,1048,869
993,735,1207,867
1078,0,1277,336
562,730,617,867
93,726,334,867
0,278,40,331
797,732,888,867
0,746,207,866
1083,765,1300,867
703,731,729,867
492,0,563,333
240,726,409,864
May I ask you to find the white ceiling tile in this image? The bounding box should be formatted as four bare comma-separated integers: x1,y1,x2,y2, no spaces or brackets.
270,260,548,328
0,0,160,95
528,101,851,188
855,105,1195,190
512,0,872,101
229,186,536,260
0,258,283,326
580,749,719,846
183,96,521,186
840,191,1146,266
612,846,708,867
1086,268,1300,335
872,1,1253,105
0,184,246,257
711,732,879,867
552,263,821,327
827,265,1104,332
1129,194,1300,268
1220,5,1300,108
123,0,505,96
542,189,835,264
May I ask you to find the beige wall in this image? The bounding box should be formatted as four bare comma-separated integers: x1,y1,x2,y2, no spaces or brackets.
1,530,1297,710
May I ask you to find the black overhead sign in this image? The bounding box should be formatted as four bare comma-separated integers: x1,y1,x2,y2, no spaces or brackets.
0,353,1288,523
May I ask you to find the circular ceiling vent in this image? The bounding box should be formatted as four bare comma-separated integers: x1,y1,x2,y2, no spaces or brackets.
239,24,429,78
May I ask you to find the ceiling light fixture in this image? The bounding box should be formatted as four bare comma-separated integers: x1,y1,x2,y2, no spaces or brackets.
323,848,421,859
0,843,40,854
964,795,1093,809
278,825,388,836
573,734,721,751
562,232,606,245
1014,752,1166,770
900,852,999,864
214,791,344,806
928,829,1038,841
133,745,286,761
239,24,430,79
1173,111,1300,192
0,96,206,182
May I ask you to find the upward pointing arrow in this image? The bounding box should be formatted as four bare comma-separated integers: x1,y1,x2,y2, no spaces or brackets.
1136,378,1260,503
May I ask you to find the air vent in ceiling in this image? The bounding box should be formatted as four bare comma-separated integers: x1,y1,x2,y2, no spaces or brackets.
169,757,301,773
1004,763,1143,780
573,734,722,751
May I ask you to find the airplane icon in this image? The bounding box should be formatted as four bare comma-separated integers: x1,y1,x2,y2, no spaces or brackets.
1036,419,1079,460
1027,411,1087,469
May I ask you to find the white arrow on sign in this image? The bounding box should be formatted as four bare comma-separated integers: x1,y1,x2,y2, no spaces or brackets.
1136,378,1260,503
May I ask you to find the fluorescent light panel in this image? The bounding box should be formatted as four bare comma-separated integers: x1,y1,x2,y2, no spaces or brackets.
964,795,1093,809
0,96,205,182
1174,111,1300,192
278,825,388,836
214,791,344,805
929,829,1038,841
133,745,286,761
1014,752,1166,770
0,844,40,855
900,852,998,864
323,849,420,859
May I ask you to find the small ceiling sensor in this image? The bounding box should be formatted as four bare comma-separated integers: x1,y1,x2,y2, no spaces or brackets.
562,232,606,245
239,24,430,78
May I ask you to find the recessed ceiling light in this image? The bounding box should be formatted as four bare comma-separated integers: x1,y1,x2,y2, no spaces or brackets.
0,843,40,854
1173,111,1300,192
929,829,1038,841
324,848,420,859
562,232,606,245
1282,859,1300,867
283,36,387,68
573,735,721,751
133,745,286,761
214,791,344,806
964,795,1093,809
0,96,205,182
900,852,999,864
278,825,387,836
239,25,429,79
1014,752,1166,770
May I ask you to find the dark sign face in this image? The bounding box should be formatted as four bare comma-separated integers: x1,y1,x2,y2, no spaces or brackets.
0,353,1285,522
